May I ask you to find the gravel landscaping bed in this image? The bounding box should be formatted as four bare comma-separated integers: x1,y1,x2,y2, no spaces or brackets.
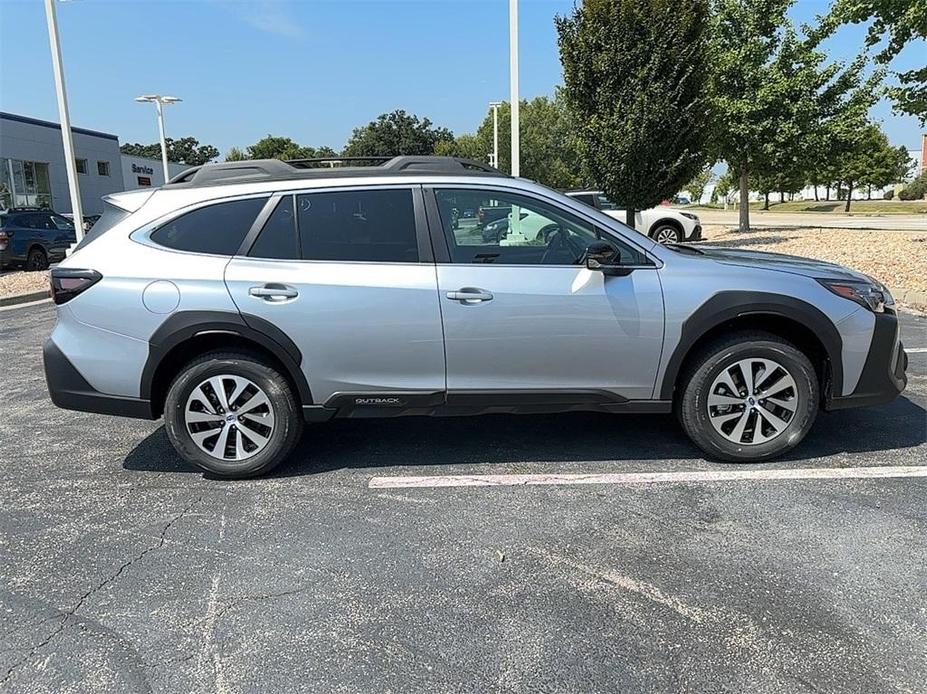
0,270,49,299
702,224,927,307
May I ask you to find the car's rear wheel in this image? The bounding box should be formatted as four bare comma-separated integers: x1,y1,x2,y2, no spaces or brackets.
164,351,304,478
651,224,682,244
26,247,48,271
678,332,819,462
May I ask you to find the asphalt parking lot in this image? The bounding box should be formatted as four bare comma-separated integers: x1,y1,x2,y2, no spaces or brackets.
1,301,925,693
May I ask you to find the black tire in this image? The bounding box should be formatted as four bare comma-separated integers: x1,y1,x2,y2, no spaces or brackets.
26,247,49,271
164,351,304,478
651,224,682,244
678,332,819,462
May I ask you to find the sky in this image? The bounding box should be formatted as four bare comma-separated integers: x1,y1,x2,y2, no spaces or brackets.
0,0,924,159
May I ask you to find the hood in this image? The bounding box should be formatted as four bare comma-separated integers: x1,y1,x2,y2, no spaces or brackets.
689,245,872,282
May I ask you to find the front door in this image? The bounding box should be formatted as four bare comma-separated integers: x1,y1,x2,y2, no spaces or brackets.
430,187,664,402
225,186,446,407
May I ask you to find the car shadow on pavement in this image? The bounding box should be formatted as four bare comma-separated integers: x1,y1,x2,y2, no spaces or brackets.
122,396,926,478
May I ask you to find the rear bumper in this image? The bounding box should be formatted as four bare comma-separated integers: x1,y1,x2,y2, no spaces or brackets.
825,311,907,410
44,339,156,419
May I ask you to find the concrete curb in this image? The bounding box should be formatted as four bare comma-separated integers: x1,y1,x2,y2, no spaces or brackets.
0,290,49,308
894,288,927,312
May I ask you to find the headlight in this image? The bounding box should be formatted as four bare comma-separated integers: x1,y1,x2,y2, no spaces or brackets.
680,212,699,221
817,278,894,313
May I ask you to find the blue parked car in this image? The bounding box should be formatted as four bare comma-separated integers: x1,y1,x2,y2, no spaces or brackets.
0,207,76,271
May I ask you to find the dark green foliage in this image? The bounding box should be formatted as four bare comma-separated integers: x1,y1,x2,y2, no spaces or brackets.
342,110,454,157
556,0,713,223
120,137,219,165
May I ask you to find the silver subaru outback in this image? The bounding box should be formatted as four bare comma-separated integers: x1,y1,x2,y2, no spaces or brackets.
44,156,907,478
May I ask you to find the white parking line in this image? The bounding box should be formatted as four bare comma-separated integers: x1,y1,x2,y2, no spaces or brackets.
368,465,927,489
906,347,927,353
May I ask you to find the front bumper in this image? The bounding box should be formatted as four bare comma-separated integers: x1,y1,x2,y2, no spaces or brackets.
44,339,155,419
825,310,907,410
687,224,702,241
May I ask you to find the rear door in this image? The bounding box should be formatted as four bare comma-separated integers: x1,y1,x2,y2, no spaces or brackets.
224,185,446,409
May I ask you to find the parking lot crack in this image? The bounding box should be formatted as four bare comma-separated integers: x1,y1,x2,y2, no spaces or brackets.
0,495,201,687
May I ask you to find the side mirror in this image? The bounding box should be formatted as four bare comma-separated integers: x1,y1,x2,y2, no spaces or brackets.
584,241,631,276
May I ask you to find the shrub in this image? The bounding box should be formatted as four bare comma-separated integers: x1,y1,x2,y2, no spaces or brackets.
883,189,894,200
899,173,927,200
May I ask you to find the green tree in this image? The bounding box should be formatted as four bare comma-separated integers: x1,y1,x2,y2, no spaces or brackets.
120,137,219,165
223,136,337,162
342,110,454,157
557,0,713,225
463,92,584,188
899,171,927,200
684,167,715,204
820,0,927,124
711,0,877,230
836,123,913,209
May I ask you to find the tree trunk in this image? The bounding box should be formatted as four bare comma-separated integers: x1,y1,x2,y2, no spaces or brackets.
739,168,750,232
845,183,853,212
825,184,830,200
867,184,871,200
814,185,819,201
625,207,634,228
779,191,785,203
763,191,770,210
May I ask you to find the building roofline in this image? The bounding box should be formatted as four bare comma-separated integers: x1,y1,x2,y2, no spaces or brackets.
0,111,119,142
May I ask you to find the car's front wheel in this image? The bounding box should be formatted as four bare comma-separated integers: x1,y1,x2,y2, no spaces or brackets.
651,224,682,244
164,351,304,478
678,332,819,462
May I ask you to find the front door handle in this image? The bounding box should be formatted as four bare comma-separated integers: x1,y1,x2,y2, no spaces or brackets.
446,288,494,303
249,284,298,301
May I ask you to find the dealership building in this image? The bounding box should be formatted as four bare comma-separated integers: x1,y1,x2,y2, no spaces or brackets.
0,111,188,215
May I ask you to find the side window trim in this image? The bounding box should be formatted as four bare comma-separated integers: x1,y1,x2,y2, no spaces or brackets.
425,185,657,268
132,192,272,257
243,184,430,265
237,193,288,257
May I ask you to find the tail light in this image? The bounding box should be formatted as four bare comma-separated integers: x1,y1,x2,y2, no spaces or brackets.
0,231,9,251
50,268,102,305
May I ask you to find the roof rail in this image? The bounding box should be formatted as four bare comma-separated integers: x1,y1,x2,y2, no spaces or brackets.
164,156,506,188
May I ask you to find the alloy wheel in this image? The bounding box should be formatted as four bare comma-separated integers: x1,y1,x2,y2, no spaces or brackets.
184,375,276,461
707,358,798,445
654,227,679,244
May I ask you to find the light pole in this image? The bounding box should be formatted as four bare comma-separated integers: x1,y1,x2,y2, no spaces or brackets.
135,94,182,182
489,101,502,169
508,0,520,177
43,0,84,244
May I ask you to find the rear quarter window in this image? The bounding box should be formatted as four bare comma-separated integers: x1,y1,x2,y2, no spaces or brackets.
150,198,266,255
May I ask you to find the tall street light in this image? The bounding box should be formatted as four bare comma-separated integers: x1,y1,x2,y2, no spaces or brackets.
508,0,520,177
489,101,503,169
43,0,84,244
135,94,182,182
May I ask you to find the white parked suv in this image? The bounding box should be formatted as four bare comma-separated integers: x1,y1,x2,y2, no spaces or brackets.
566,190,701,244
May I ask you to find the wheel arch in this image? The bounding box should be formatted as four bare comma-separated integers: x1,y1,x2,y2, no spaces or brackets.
141,310,312,418
659,292,843,403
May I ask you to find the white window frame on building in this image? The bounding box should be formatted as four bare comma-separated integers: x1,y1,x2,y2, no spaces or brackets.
0,157,53,209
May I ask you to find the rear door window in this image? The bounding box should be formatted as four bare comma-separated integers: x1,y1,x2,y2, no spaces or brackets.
248,196,299,260
150,197,266,255
296,188,418,263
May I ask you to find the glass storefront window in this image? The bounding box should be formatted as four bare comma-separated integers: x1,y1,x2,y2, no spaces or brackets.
0,159,52,209
0,158,12,209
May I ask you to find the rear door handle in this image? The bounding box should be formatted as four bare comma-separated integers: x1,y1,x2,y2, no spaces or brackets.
446,288,494,303
249,284,298,301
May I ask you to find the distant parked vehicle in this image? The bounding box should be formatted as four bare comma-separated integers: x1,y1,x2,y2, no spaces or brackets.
61,213,101,231
0,207,76,271
481,208,560,244
565,190,702,244
477,204,511,227
673,196,691,205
